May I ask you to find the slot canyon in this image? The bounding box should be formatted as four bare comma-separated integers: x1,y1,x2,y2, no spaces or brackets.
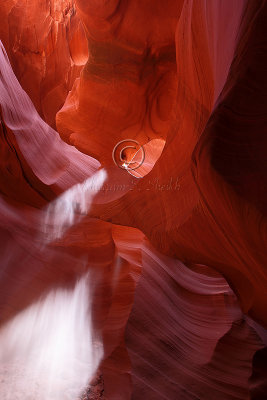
0,0,266,399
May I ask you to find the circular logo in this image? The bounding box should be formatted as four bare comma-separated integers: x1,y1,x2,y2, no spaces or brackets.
112,139,145,170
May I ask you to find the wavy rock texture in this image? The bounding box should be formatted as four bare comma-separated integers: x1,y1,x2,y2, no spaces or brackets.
56,0,181,164
126,244,263,400
0,0,88,127
0,0,266,399
90,0,267,327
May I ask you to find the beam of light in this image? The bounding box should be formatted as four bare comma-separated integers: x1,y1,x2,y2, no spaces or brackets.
0,272,103,400
0,169,107,399
43,168,107,242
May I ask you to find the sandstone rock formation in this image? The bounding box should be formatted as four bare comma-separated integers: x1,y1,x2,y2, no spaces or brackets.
0,0,266,399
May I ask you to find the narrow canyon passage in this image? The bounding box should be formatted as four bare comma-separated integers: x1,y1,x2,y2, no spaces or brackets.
0,1,266,399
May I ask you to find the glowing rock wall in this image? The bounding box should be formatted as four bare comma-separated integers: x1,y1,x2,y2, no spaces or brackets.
0,0,266,399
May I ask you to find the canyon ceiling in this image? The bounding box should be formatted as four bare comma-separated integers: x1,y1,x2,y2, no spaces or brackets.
0,0,266,399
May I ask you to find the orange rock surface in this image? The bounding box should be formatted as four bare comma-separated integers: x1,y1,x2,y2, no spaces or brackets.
0,0,266,399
